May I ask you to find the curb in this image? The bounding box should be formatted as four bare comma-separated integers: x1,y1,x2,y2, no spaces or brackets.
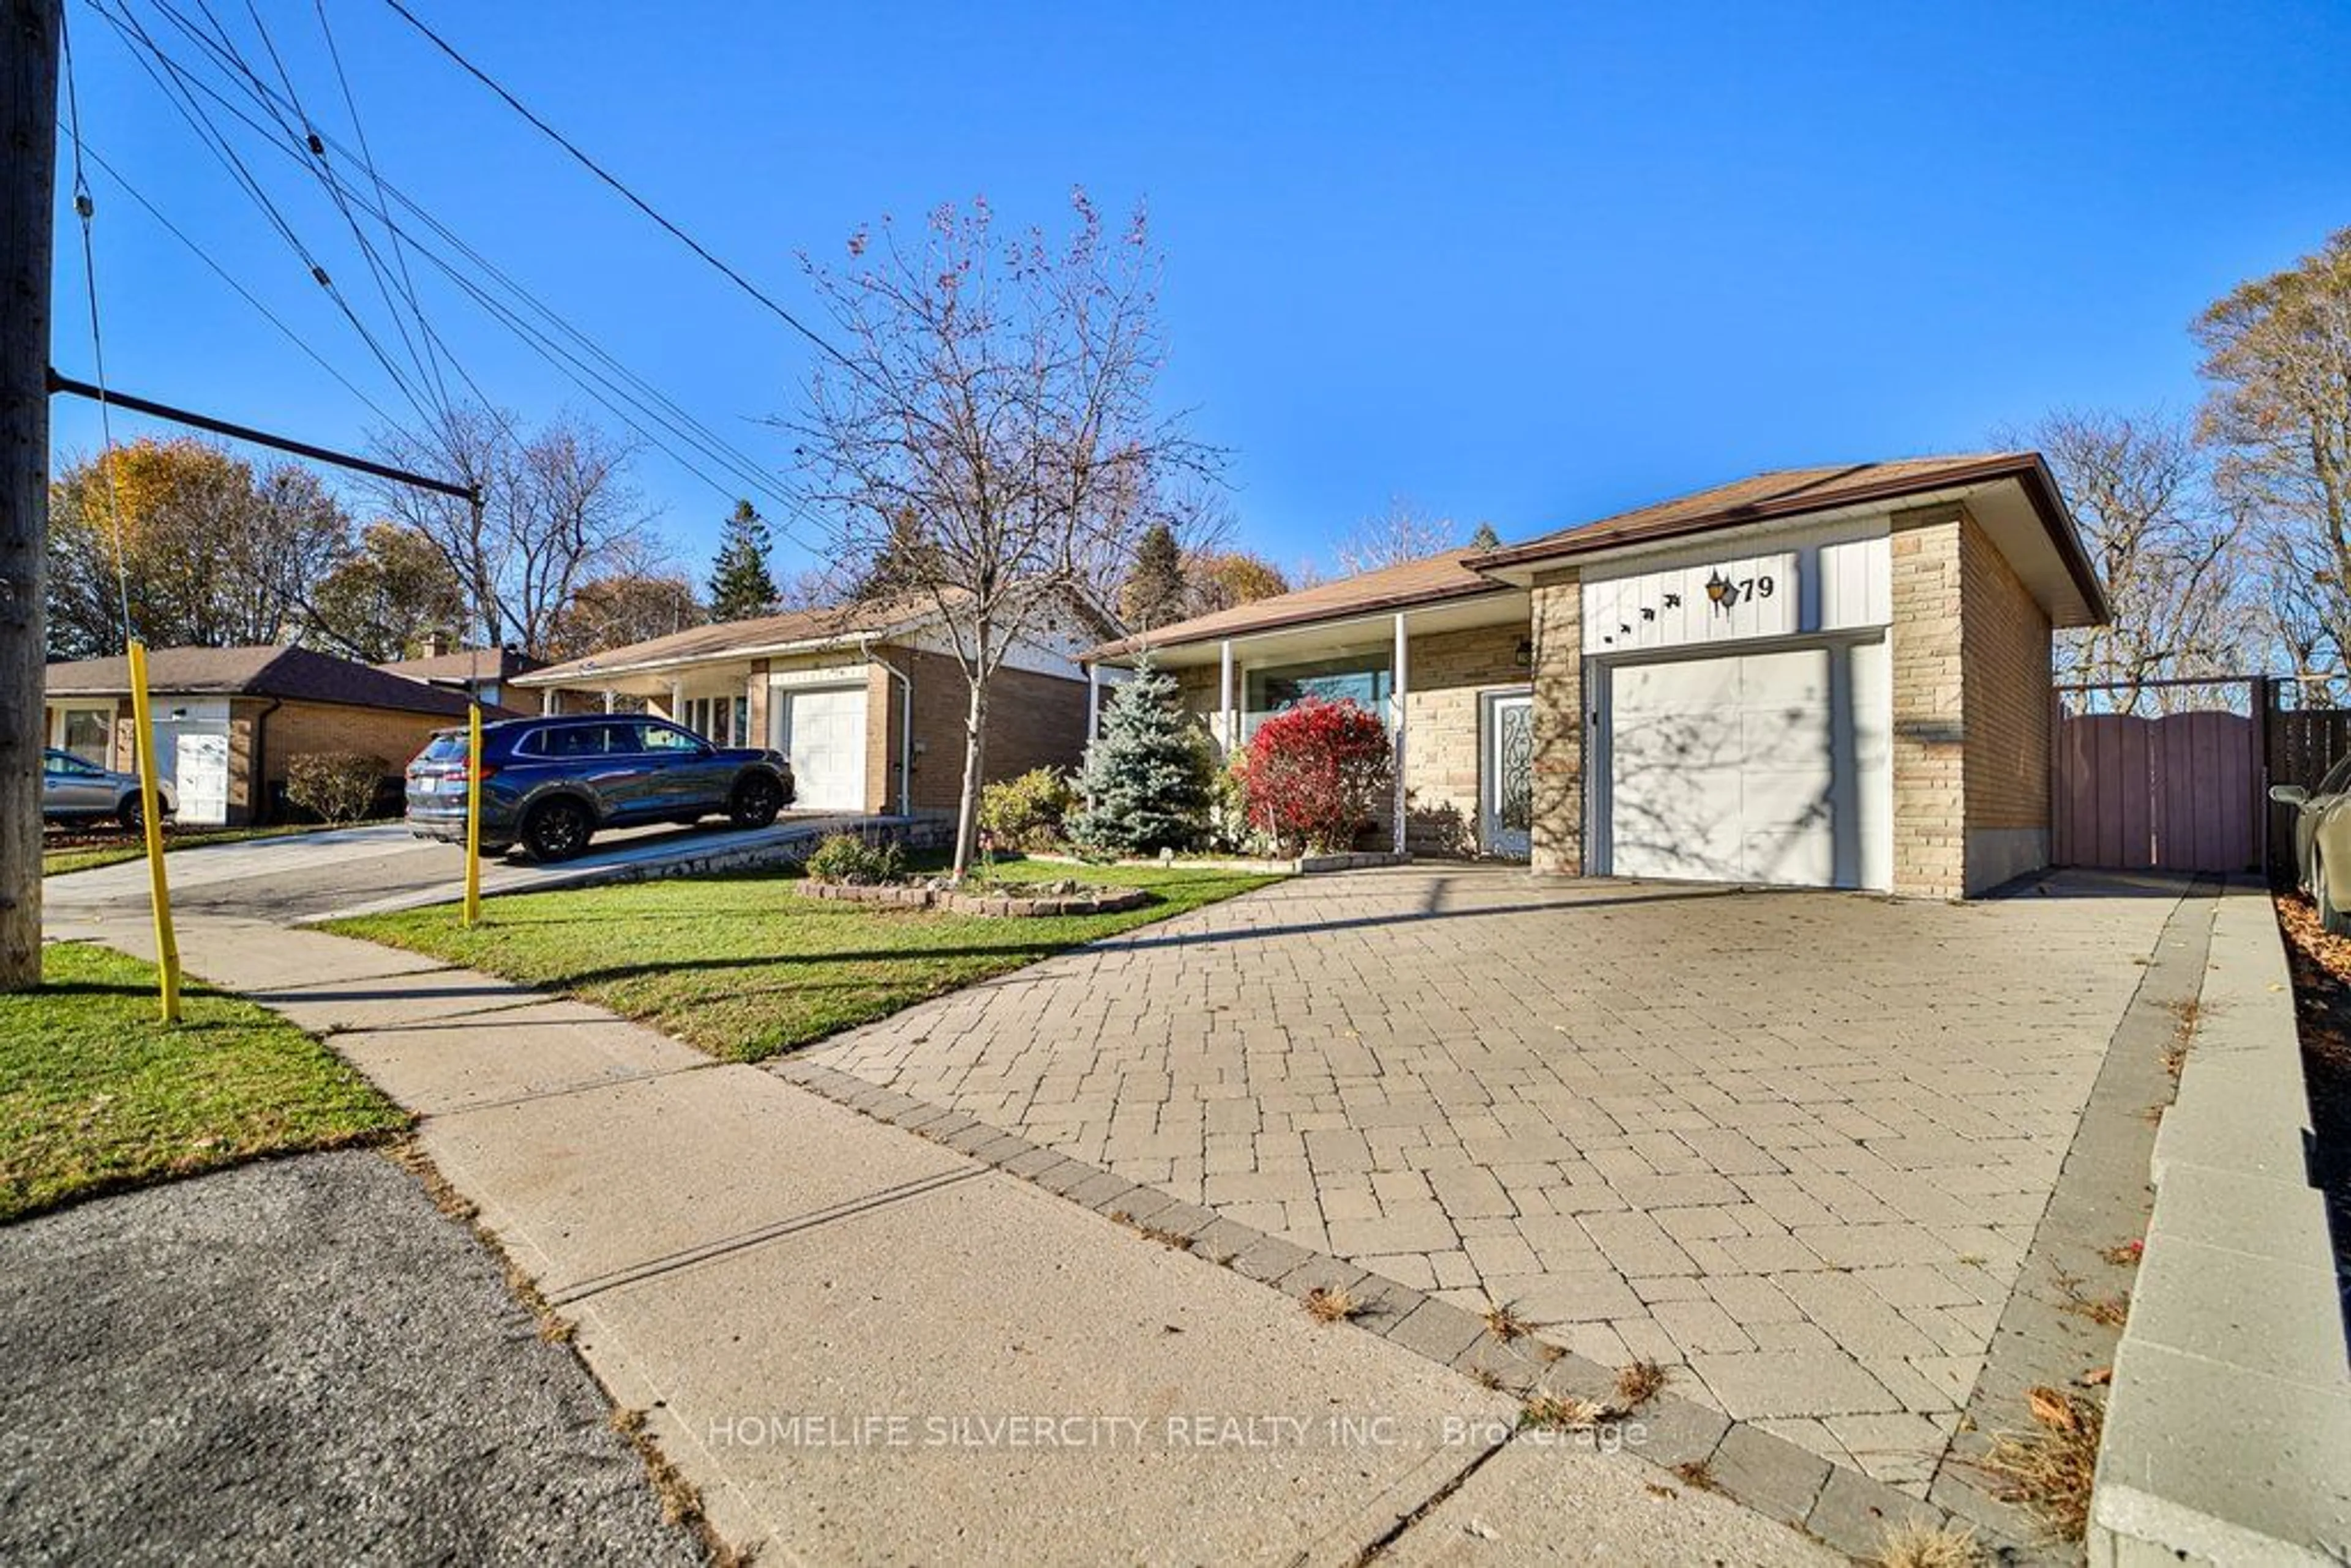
2089,879,2351,1565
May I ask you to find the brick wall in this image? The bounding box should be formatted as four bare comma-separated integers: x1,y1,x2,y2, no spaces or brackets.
1959,514,2053,891
887,647,1091,814
1960,517,2053,833
744,659,771,752
1889,506,1968,898
862,661,898,814
1528,570,1584,875
1399,623,1532,854
1887,505,2055,898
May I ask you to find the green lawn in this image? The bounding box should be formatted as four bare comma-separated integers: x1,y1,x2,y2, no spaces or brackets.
326,860,1280,1063
1,943,409,1223
43,820,386,878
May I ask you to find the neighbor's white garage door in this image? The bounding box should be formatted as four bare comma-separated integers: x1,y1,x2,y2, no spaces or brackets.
1602,640,1889,890
779,687,868,810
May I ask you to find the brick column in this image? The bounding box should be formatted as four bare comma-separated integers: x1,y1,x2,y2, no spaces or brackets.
1889,505,1966,898
1529,568,1584,876
746,659,771,749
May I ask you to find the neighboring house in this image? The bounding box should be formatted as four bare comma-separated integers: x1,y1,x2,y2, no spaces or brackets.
43,645,500,827
375,644,546,710
512,596,1105,816
1086,453,2107,899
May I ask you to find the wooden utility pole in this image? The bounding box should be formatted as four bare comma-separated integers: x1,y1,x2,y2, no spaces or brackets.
1,0,60,992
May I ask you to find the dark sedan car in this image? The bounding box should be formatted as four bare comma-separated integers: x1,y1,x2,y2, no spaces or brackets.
405,714,794,862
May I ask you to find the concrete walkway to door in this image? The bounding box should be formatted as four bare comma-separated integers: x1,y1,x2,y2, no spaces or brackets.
806,863,2193,1501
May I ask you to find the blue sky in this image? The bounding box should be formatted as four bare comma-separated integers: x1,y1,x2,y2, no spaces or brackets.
50,1,2351,586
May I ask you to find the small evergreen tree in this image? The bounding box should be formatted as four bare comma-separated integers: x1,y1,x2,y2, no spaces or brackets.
1121,520,1188,629
1070,660,1214,856
709,500,781,621
1468,520,1501,550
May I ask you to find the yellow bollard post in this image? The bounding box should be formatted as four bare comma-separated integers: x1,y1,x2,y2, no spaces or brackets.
463,702,483,927
126,641,181,1023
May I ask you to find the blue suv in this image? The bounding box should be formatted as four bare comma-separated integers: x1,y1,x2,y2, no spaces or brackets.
405,713,795,862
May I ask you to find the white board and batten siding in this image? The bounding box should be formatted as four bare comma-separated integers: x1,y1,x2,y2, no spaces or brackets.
1580,517,1895,892
1579,521,1892,655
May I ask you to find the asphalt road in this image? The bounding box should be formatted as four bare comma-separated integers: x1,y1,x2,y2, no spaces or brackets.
43,813,869,926
0,1152,700,1567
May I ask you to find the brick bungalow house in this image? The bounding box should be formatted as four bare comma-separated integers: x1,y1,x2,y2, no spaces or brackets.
512,596,1103,816
1084,454,2107,899
43,644,495,826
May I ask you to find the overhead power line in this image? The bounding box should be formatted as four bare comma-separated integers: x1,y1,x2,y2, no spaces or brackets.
86,0,447,435
82,0,826,541
377,0,861,378
77,142,407,431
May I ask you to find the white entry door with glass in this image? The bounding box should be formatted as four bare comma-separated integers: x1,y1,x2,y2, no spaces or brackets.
1482,690,1534,859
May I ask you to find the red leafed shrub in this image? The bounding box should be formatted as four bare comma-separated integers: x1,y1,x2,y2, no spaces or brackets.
1234,697,1392,853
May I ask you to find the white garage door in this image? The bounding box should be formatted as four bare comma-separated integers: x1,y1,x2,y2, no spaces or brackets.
778,688,868,810
1603,640,1889,890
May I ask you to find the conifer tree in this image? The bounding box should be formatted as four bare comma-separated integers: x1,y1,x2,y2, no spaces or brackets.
1070,659,1213,855
709,500,780,621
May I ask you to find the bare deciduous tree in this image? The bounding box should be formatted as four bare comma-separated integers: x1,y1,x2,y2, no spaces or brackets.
1332,497,1460,576
784,191,1213,876
372,408,668,659
2194,225,2351,697
2001,408,2249,708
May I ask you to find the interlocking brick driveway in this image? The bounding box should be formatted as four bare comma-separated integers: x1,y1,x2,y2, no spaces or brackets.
804,865,2178,1493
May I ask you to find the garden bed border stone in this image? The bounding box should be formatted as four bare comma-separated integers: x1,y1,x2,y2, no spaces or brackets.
1024,849,1410,876
800,880,1152,918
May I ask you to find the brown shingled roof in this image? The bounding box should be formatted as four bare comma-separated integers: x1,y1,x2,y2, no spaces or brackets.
1087,549,1509,660
375,647,544,682
518,599,928,685
1477,454,2102,615
45,645,489,718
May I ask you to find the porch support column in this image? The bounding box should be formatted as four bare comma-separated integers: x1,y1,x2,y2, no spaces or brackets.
540,687,553,715
668,679,683,725
1085,662,1100,742
602,688,615,714
1218,639,1235,753
1392,612,1409,855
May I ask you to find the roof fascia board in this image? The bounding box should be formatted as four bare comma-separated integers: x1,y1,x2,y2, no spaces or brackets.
1086,583,1518,666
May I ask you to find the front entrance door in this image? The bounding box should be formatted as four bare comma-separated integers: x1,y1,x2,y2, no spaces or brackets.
1482,691,1534,859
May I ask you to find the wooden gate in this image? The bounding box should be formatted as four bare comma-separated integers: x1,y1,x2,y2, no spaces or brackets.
2052,687,2260,873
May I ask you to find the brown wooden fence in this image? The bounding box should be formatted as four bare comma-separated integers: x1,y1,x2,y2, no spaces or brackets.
2052,678,2351,882
2052,707,2259,872
2265,702,2351,882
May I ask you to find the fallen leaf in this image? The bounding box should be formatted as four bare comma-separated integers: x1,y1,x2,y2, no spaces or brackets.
2077,1367,2112,1387
2028,1386,2080,1432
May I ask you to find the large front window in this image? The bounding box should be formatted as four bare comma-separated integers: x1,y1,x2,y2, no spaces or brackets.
57,705,112,766
1243,653,1392,737
677,694,748,747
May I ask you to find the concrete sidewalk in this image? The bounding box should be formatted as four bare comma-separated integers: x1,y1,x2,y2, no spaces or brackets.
65,915,1837,1566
